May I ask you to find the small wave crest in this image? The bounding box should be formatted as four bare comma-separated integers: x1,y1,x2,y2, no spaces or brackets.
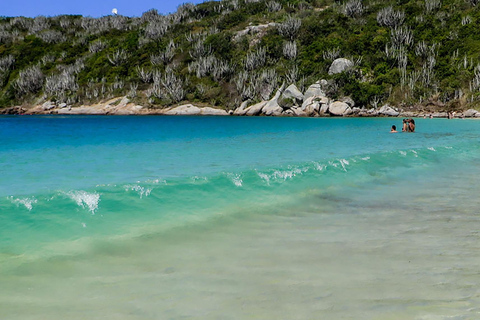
256,166,308,185
124,184,152,198
3,146,467,220
226,173,243,187
64,190,100,214
8,196,37,211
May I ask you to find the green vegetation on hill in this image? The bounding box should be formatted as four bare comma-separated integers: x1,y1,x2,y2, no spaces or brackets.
1,0,480,111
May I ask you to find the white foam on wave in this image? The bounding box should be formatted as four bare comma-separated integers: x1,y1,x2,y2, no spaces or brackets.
65,190,100,214
339,159,349,171
257,172,271,185
399,151,407,156
428,147,436,151
257,167,307,185
313,162,326,171
146,178,167,184
274,167,305,180
361,156,370,161
226,173,243,187
191,176,208,183
9,196,37,211
124,184,152,199
328,159,350,171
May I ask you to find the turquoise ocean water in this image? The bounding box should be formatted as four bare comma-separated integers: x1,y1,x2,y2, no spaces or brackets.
1,115,479,319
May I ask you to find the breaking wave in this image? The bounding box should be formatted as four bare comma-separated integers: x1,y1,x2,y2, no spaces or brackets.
1,143,477,262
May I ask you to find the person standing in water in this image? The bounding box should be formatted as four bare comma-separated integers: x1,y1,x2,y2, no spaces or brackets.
390,125,398,133
402,119,409,132
408,119,415,132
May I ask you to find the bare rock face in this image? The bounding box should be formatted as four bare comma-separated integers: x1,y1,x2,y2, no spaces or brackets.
329,101,352,116
328,58,354,75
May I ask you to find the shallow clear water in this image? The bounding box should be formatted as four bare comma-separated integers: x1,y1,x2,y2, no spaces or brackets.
1,115,479,319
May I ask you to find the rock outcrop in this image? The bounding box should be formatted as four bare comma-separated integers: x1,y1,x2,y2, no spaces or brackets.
378,104,399,117
0,106,26,114
281,84,304,103
233,100,250,116
262,84,285,116
464,109,479,117
329,101,352,116
328,58,354,75
244,101,267,116
304,82,326,100
10,81,475,118
164,104,201,115
165,104,228,116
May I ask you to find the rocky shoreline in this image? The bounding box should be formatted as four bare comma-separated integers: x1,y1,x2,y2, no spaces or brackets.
2,79,480,118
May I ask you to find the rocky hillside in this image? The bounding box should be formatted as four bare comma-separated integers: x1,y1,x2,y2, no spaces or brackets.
1,0,480,114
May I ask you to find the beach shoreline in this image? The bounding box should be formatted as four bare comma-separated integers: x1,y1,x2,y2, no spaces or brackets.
2,96,479,119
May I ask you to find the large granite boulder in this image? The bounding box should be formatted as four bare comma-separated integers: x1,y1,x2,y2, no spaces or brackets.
464,109,478,117
281,84,304,103
57,106,106,114
431,112,447,118
200,107,229,116
244,101,267,116
164,104,228,116
304,81,326,100
42,101,56,110
378,104,399,117
111,105,144,115
262,100,283,116
301,96,329,117
262,84,284,116
329,101,352,116
164,104,201,115
320,103,329,115
341,96,355,108
328,58,354,75
233,100,250,115
304,104,318,117
291,106,308,117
